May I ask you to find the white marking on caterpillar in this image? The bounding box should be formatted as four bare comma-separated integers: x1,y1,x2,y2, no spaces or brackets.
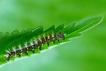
4,54,9,58
30,42,34,46
5,50,10,53
12,47,16,52
25,42,28,47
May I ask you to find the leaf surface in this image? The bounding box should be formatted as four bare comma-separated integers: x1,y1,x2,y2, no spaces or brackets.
0,16,103,65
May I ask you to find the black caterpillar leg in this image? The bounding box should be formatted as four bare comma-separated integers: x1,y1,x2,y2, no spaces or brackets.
31,49,35,53
17,54,21,57
39,46,42,50
24,52,28,55
47,42,49,46
53,41,55,44
6,57,10,61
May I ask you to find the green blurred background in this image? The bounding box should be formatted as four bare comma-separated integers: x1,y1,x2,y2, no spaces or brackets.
0,0,106,71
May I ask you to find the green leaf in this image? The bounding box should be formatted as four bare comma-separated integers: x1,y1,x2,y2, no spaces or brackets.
44,25,55,35
63,22,76,34
0,16,103,65
32,26,44,36
66,16,103,38
55,24,64,33
44,25,55,32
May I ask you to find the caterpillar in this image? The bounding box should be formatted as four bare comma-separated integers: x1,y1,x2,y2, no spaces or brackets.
5,31,65,61
0,16,103,63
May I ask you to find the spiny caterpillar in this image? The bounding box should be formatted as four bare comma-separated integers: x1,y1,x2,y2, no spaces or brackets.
5,31,65,61
0,16,103,63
